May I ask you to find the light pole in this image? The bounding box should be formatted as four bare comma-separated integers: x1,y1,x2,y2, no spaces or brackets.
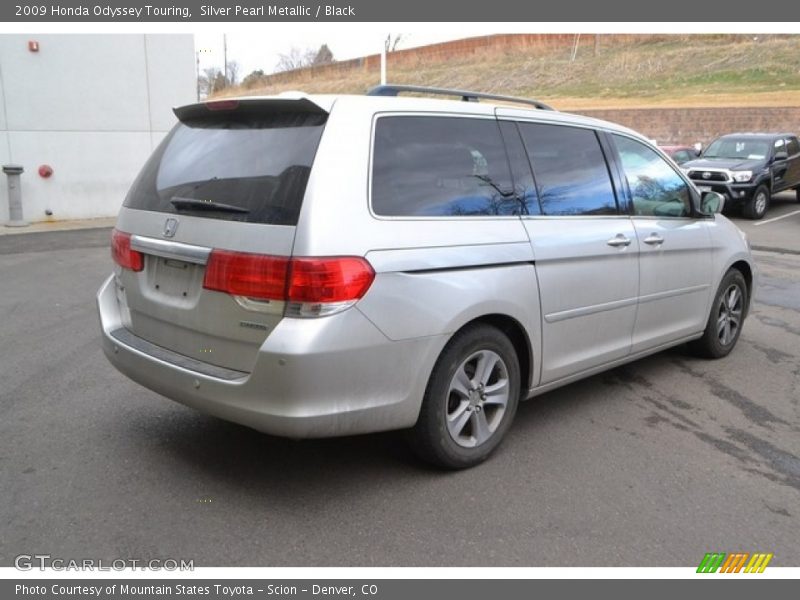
381,35,389,85
195,47,212,100
223,34,228,85
195,51,200,100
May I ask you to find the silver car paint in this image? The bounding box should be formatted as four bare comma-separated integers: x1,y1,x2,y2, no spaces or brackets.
97,93,755,438
99,274,446,436
630,216,714,353
521,216,641,384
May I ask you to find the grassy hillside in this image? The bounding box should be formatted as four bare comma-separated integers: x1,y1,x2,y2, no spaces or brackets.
219,35,800,109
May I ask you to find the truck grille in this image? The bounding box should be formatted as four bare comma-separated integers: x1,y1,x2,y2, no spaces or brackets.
688,170,729,183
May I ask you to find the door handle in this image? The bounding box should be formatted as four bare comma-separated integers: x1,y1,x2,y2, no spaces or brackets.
643,234,665,246
607,235,632,248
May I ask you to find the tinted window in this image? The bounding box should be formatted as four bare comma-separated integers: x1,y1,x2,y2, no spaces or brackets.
786,137,800,156
614,135,692,218
123,111,326,225
517,123,618,216
498,121,541,215
372,116,517,217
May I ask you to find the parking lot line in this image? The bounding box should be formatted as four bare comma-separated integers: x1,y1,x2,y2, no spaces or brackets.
753,209,800,226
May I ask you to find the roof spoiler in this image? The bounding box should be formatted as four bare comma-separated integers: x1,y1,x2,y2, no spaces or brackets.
173,96,330,122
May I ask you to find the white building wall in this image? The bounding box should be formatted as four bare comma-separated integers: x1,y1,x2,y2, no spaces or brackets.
0,34,195,223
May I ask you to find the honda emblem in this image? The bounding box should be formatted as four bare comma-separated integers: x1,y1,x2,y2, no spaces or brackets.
163,218,178,238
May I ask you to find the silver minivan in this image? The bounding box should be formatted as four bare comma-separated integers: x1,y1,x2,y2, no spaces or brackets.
97,85,755,468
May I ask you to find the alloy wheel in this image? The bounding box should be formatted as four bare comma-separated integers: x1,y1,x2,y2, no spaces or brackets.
716,283,743,346
445,350,510,448
754,191,768,217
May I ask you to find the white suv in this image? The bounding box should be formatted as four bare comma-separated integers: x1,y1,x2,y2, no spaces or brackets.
97,85,755,468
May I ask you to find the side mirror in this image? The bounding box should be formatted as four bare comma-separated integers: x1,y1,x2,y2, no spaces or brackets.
701,191,725,214
774,151,788,161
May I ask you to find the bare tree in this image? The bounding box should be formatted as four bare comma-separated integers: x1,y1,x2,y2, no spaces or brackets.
198,61,241,96
242,69,266,89
275,47,310,72
275,44,335,72
197,66,219,98
310,44,334,66
225,60,240,86
211,71,227,94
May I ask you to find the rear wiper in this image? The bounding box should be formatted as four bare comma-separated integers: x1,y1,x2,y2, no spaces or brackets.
170,197,250,214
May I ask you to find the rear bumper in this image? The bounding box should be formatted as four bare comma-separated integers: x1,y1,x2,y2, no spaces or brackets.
97,275,445,438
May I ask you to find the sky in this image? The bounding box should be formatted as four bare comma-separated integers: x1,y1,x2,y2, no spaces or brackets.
194,30,485,79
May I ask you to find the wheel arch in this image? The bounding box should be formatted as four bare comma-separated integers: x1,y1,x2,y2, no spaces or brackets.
729,259,754,317
452,313,534,397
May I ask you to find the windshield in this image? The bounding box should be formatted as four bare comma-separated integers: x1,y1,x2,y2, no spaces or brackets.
703,138,770,160
123,111,327,225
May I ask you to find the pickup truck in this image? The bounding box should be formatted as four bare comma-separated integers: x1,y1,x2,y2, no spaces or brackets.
681,132,800,219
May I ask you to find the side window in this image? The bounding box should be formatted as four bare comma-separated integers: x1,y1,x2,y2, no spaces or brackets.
371,116,517,217
517,122,618,216
498,121,541,215
613,135,692,218
786,137,800,156
673,150,691,164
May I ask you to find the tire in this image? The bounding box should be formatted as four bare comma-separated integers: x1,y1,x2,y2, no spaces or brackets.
795,187,800,203
408,324,521,469
688,269,748,359
743,184,770,219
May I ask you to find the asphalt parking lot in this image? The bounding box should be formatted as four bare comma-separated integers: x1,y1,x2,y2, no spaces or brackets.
1,219,799,568
732,190,800,253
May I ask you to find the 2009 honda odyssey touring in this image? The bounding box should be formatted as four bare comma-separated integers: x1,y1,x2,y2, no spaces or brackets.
97,85,755,468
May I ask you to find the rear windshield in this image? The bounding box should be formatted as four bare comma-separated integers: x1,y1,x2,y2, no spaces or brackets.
123,111,327,225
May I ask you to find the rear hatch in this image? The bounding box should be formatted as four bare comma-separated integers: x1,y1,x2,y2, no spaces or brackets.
112,97,329,373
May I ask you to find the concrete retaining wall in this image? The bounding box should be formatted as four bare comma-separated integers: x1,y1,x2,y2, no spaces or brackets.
576,106,800,146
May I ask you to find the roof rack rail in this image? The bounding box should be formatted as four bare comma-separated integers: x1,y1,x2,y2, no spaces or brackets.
366,84,555,111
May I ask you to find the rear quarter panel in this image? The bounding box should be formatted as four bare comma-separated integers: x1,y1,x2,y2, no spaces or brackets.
298,98,543,390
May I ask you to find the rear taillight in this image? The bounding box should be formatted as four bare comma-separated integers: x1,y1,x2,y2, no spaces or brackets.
202,251,375,318
111,229,143,272
203,250,289,300
287,257,375,304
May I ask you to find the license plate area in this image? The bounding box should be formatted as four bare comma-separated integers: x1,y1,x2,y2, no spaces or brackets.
145,255,205,302
696,185,713,193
